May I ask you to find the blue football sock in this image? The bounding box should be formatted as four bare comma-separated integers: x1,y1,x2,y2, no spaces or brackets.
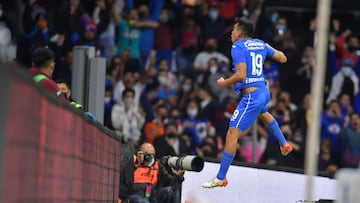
216,151,235,180
266,120,287,146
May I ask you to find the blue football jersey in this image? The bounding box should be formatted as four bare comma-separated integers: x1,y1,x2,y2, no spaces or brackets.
231,38,275,94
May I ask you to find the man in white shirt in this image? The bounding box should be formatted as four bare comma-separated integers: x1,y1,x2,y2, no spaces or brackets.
193,37,229,72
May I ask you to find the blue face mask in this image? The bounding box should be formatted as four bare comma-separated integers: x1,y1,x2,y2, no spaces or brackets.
208,10,218,20
341,67,353,77
271,13,279,23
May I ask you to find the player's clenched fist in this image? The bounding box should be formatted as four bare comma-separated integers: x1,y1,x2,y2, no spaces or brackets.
217,77,226,87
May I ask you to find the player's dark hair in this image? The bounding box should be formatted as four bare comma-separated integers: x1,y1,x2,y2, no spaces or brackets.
235,18,254,37
32,47,55,69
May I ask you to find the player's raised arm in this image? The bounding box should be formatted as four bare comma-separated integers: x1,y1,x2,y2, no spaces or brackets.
266,43,287,63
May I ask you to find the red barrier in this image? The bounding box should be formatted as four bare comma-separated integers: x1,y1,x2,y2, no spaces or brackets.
3,77,121,203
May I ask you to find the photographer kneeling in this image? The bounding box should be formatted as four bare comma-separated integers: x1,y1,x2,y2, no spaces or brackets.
119,143,185,203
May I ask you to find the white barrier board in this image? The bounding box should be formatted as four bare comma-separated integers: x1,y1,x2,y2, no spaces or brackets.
181,162,337,203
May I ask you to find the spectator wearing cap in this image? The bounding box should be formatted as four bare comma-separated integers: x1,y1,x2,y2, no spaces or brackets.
78,14,102,55
326,59,359,104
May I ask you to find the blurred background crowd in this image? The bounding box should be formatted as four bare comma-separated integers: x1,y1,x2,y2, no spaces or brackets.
1,0,360,175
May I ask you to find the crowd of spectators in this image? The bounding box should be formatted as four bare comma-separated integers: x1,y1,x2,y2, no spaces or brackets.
2,0,360,175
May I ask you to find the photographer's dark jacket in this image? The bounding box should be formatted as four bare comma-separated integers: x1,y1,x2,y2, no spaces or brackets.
119,149,183,200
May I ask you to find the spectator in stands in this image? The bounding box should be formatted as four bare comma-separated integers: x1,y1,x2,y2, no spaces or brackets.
158,57,180,90
326,59,359,104
52,49,73,83
318,138,340,175
0,2,16,62
154,8,175,71
293,46,315,104
56,79,83,109
119,142,184,203
106,55,124,87
175,6,200,75
112,87,145,146
112,5,141,60
29,47,65,101
354,88,360,114
136,1,164,69
196,84,219,125
104,84,115,130
92,0,116,58
336,29,360,67
182,100,216,154
177,75,197,111
154,121,191,159
55,0,85,48
78,14,101,54
295,93,312,135
145,67,178,107
193,37,229,73
206,57,229,102
17,13,62,67
200,2,226,40
144,104,168,145
338,93,354,117
340,112,360,168
263,59,280,90
278,37,302,97
113,62,145,108
22,0,46,33
321,100,345,155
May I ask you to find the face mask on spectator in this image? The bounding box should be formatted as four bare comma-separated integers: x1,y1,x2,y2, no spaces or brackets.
208,10,218,20
0,9,3,17
158,76,167,85
37,19,48,30
159,14,169,23
187,108,198,118
104,96,111,103
124,98,134,106
210,66,218,74
182,84,191,92
275,24,286,35
341,67,353,77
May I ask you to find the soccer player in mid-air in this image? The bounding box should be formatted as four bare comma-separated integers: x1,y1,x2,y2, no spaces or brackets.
202,19,293,188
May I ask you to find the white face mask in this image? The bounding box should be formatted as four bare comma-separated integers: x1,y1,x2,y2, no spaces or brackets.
104,96,111,103
210,66,218,74
123,98,134,106
187,108,198,118
182,84,191,92
158,76,167,85
0,10,3,17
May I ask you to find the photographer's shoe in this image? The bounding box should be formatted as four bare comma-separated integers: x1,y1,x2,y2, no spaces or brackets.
280,143,293,156
202,177,228,188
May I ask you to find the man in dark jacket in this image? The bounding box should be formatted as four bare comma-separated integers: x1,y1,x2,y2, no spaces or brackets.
119,143,184,203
